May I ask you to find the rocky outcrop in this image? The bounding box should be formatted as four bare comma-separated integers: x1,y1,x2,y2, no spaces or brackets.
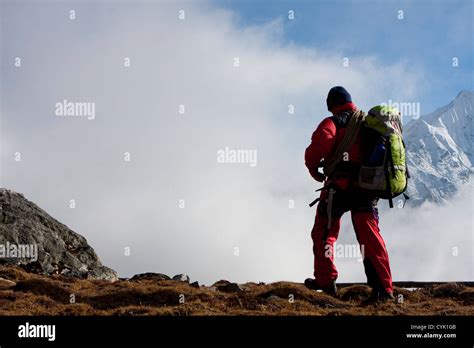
0,188,117,281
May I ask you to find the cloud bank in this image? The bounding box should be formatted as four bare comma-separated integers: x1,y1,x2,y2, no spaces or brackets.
1,1,471,283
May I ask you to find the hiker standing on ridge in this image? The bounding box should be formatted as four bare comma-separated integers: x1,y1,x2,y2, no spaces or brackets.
304,86,394,301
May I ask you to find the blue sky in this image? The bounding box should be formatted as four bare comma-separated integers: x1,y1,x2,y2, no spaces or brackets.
214,0,473,115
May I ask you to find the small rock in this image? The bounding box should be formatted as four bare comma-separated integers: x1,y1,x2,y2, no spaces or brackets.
172,274,190,283
212,280,231,287
87,266,118,282
266,295,281,301
0,277,16,289
190,281,200,288
216,282,245,293
129,273,171,282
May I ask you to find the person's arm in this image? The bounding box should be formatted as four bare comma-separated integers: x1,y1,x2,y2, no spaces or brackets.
304,117,337,182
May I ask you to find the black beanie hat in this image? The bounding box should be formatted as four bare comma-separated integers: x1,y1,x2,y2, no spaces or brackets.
326,86,352,111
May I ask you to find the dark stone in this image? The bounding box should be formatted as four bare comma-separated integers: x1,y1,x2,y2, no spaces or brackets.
129,272,171,282
216,282,245,293
212,279,231,287
172,274,190,283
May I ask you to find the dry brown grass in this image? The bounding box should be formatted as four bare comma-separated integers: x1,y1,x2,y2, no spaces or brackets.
0,265,472,316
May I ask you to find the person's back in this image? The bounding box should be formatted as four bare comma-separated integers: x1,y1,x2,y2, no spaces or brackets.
304,86,394,302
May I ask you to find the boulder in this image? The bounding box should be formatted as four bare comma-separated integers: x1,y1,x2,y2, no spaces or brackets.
0,188,117,281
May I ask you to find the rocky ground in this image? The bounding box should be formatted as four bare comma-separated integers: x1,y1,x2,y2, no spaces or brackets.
0,265,472,316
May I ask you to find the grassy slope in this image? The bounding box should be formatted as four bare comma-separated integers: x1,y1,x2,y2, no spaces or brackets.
0,266,472,316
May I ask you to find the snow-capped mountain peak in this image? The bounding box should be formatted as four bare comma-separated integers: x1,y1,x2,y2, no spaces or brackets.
404,90,473,205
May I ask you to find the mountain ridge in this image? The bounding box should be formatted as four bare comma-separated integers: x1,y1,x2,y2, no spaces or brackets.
404,90,473,205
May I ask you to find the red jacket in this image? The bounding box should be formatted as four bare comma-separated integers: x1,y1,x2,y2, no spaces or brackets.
304,102,361,190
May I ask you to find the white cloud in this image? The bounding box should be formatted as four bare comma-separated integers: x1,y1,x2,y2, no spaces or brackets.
333,182,473,284
382,181,474,281
2,1,467,285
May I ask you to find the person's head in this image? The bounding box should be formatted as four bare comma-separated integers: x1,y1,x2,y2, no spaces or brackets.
326,86,352,112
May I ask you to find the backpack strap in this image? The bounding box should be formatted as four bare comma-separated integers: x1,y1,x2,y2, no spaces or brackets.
402,193,410,208
308,197,320,208
384,136,394,208
323,110,366,178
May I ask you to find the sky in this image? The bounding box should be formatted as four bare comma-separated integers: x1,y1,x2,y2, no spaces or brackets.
215,0,474,115
0,0,472,284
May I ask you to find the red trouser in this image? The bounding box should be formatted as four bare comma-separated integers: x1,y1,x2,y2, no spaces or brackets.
311,189,393,293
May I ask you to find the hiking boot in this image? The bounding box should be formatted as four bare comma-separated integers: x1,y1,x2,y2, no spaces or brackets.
364,288,395,304
304,278,337,296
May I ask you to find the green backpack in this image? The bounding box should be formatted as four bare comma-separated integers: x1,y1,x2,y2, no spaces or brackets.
358,105,409,207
